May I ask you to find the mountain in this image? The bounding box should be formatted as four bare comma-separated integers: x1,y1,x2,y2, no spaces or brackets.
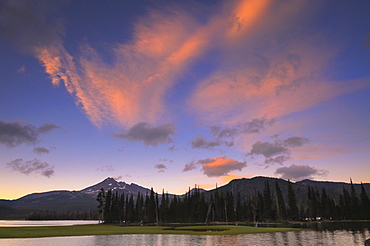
205,176,370,202
1,176,369,219
0,177,152,219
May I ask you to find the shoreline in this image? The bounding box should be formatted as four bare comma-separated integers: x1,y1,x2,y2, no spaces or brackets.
0,224,305,238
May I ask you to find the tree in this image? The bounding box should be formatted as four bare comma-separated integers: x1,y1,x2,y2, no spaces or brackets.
96,188,105,223
287,180,299,221
263,181,274,221
360,183,370,219
275,181,286,221
350,179,360,220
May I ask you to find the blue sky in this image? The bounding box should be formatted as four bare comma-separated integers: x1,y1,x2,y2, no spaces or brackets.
0,0,369,199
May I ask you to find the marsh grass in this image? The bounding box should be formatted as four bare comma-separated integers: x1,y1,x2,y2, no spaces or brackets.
0,224,305,238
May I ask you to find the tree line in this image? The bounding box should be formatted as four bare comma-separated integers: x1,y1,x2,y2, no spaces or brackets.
27,210,99,220
97,180,370,224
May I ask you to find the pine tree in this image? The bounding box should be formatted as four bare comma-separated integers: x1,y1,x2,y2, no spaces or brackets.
104,189,112,223
342,187,351,220
275,181,286,221
263,181,274,221
321,188,330,219
287,180,299,221
360,183,370,219
96,188,105,223
350,179,360,219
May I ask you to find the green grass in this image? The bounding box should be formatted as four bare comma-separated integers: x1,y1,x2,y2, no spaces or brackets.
0,224,305,238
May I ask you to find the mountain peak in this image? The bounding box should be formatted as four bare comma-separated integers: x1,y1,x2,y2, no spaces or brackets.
80,177,151,196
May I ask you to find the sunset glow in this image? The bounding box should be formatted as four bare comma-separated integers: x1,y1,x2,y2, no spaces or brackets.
0,0,369,199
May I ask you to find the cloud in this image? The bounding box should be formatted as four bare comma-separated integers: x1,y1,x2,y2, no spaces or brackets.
17,65,26,73
185,156,246,177
275,164,328,181
183,162,197,172
168,145,176,151
0,120,61,148
154,164,167,173
33,147,50,154
30,3,213,127
250,141,288,158
37,123,62,134
187,2,368,125
7,158,55,177
12,0,273,128
0,121,37,147
0,0,64,54
190,135,222,149
210,118,274,139
96,165,115,172
114,122,176,146
265,155,289,165
283,136,310,147
248,136,311,164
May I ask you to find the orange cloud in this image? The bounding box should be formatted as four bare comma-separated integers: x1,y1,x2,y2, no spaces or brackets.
228,0,270,39
201,156,246,177
188,32,369,125
35,8,212,127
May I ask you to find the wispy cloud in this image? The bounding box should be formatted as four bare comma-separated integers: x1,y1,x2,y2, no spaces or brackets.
114,122,176,146
210,118,274,139
7,158,55,177
275,164,328,181
0,121,61,148
96,165,115,172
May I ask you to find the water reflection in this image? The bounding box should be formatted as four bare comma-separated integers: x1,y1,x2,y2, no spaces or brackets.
0,220,99,227
0,229,369,246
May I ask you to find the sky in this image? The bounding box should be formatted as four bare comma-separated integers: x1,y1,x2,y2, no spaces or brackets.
0,0,369,200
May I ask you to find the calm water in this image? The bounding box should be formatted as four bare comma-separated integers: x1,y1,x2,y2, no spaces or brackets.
0,220,99,227
0,230,369,246
0,221,369,246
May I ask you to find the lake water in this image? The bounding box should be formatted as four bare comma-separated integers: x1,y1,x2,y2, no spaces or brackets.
0,220,99,227
0,221,369,246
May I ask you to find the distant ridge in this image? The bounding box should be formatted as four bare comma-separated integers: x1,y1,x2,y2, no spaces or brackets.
0,176,369,219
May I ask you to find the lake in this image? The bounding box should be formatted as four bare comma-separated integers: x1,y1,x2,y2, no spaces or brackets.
0,220,99,227
0,221,369,245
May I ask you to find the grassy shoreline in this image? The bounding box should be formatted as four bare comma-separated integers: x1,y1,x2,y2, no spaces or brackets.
0,224,305,238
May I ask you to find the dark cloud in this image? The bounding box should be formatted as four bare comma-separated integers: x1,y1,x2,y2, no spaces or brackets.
0,120,61,148
0,121,38,147
0,0,64,54
114,122,176,146
275,164,328,181
211,118,274,139
37,123,62,134
191,135,222,149
154,164,167,173
248,136,311,164
7,158,55,177
183,162,197,172
250,141,288,158
283,136,310,147
265,155,289,165
33,147,49,154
